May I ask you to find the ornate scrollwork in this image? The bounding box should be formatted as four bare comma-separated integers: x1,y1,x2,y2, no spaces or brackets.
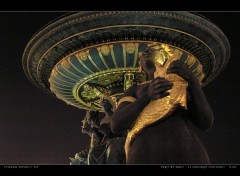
97,73,123,86
125,43,136,54
62,59,71,69
100,45,110,56
76,51,88,61
81,84,111,101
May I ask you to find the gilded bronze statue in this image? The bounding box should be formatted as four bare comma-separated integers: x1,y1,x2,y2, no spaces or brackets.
111,45,214,164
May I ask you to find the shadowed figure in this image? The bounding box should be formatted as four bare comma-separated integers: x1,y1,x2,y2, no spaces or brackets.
69,111,104,165
100,98,126,164
85,110,106,164
85,99,126,164
111,47,214,164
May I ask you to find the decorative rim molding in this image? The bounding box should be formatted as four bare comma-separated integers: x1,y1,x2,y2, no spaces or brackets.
22,11,230,110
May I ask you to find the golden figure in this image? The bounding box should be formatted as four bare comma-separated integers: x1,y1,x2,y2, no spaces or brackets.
124,44,189,158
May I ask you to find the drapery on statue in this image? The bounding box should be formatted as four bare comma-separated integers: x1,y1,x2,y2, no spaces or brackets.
111,44,214,164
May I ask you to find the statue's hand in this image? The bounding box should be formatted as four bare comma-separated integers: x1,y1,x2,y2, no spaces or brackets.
147,77,173,100
101,99,112,113
100,116,111,126
167,60,197,84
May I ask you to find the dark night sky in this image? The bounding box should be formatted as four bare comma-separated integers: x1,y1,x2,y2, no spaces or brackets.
0,12,240,164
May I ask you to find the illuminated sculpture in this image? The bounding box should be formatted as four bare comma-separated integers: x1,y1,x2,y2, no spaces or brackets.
23,12,230,111
22,12,230,164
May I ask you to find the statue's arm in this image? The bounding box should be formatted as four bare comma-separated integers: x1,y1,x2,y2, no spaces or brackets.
111,86,151,134
187,78,214,130
98,122,112,136
82,124,93,137
111,78,172,134
92,128,104,140
167,60,214,130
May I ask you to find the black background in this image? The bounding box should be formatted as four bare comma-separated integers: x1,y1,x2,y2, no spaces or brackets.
0,12,240,164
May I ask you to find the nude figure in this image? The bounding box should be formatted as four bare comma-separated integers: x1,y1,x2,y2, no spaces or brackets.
111,46,214,164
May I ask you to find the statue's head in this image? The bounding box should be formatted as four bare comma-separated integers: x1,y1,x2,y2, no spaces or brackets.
139,44,171,75
139,48,156,74
81,117,91,134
